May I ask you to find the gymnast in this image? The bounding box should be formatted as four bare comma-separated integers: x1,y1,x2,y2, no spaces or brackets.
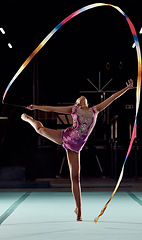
21,79,135,221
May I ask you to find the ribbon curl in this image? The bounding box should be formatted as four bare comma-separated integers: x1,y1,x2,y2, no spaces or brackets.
2,3,141,222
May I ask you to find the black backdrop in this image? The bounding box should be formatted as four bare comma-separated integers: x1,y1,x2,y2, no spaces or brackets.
0,0,142,182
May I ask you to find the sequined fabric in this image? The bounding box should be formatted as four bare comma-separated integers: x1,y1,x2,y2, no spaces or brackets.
61,106,98,152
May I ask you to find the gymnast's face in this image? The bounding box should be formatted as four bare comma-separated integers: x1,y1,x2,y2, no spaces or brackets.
75,96,88,107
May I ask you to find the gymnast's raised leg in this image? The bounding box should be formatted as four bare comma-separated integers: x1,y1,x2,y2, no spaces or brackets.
21,114,63,145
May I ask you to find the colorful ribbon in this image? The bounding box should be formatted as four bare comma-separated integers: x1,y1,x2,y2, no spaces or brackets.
2,3,141,222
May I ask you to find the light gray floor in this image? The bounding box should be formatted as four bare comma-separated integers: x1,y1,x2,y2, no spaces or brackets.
0,191,142,240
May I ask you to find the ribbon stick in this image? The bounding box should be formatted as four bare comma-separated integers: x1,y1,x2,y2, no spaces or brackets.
2,3,141,222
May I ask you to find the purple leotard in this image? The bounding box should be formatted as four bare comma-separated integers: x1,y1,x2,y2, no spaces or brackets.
61,105,98,153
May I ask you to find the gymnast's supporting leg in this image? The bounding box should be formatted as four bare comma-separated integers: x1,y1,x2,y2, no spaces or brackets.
21,114,82,221
66,149,82,221
21,114,63,145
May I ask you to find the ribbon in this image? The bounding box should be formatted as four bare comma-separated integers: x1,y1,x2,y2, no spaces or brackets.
2,3,141,222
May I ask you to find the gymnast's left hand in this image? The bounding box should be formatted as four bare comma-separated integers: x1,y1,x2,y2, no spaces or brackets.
126,79,136,89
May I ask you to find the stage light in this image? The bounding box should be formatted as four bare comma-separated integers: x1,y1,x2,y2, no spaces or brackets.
0,28,13,49
0,28,5,34
8,43,12,48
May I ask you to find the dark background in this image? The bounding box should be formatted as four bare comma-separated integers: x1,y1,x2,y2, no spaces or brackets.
0,0,142,184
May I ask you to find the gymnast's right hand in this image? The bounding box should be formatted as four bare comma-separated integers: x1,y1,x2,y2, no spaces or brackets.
26,104,37,110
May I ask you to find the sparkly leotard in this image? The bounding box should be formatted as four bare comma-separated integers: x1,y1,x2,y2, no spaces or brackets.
61,105,98,153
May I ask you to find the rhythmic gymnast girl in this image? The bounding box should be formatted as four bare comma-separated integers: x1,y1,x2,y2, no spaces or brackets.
21,79,135,221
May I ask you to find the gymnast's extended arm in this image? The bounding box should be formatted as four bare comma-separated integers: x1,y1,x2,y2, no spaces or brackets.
26,104,73,114
95,79,135,113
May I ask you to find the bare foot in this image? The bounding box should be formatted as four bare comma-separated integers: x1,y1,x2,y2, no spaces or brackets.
74,208,83,221
21,113,33,122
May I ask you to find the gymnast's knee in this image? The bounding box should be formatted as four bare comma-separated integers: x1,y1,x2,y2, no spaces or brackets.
71,174,80,184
